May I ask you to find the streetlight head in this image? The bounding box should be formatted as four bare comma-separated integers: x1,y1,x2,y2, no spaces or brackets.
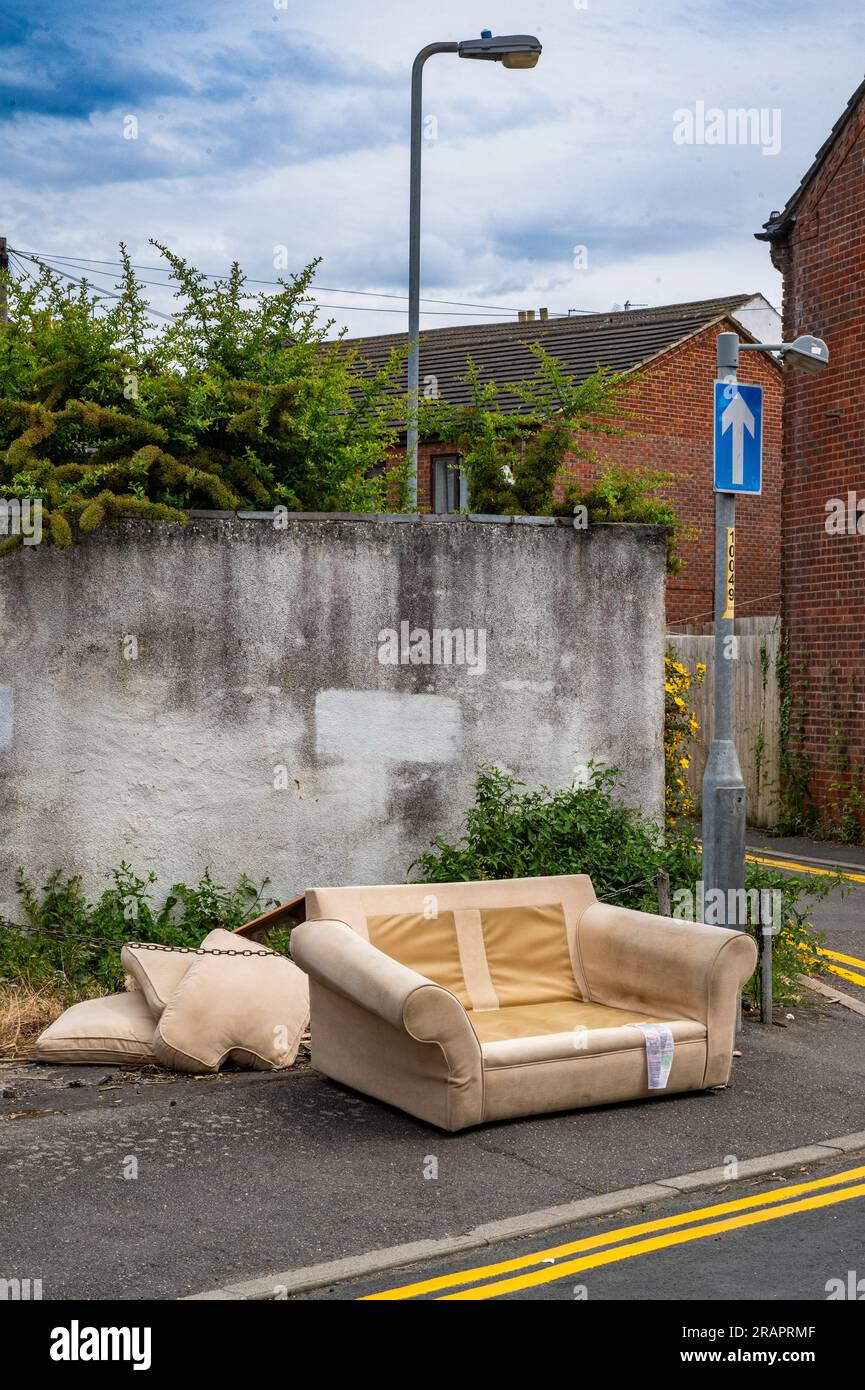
502,49,541,69
782,334,829,374
458,33,542,67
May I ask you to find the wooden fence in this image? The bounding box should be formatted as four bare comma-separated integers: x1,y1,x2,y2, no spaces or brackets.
667,616,781,828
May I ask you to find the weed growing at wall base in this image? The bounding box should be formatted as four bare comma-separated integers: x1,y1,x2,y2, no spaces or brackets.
0,865,283,998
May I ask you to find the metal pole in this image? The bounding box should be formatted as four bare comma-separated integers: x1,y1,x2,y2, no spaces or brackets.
0,237,8,324
761,925,774,1025
701,333,747,1025
408,43,458,510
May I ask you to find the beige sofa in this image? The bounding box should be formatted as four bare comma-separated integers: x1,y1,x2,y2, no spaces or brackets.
290,874,757,1132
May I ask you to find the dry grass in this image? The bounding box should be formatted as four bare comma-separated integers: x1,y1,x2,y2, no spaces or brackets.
0,982,72,1060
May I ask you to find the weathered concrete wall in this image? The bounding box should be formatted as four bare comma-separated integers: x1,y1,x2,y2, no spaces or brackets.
0,515,666,914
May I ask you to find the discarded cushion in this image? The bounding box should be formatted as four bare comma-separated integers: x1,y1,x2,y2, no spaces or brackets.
33,992,157,1066
151,928,309,1073
121,940,196,1019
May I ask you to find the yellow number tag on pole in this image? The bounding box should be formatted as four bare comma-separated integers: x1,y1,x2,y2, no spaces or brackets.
723,527,735,619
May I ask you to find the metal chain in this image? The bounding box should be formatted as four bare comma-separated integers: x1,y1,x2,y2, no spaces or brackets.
596,875,661,903
0,921,273,957
127,941,272,957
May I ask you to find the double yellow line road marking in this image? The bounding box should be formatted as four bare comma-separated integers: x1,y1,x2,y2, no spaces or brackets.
362,1163,865,1300
746,850,865,887
747,849,865,987
808,945,865,989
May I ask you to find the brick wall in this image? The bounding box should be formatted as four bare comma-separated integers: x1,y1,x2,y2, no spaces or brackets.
770,102,865,830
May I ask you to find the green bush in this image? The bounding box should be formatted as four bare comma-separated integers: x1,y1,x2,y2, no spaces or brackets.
0,245,409,554
557,465,688,573
409,763,839,1005
417,348,632,517
0,864,282,995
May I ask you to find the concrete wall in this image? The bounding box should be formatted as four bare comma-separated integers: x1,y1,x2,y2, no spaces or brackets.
0,515,667,915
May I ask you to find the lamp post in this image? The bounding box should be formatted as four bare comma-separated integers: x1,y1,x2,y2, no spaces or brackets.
702,330,828,1015
406,31,542,508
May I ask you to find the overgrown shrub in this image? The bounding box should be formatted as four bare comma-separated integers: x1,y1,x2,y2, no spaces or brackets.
0,246,409,554
417,348,632,516
558,465,688,573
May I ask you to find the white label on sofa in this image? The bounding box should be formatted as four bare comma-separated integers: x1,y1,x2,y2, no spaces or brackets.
315,689,463,764
637,1023,675,1089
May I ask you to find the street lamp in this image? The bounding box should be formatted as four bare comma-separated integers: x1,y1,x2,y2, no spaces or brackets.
702,329,828,988
406,31,543,508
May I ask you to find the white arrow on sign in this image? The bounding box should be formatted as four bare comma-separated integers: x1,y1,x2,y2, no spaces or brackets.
721,390,755,486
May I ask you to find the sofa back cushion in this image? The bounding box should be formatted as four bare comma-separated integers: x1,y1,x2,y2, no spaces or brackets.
366,909,472,1008
306,875,595,1009
478,903,577,1006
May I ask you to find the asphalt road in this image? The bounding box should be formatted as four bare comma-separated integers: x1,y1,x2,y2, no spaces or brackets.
319,1154,865,1301
746,834,865,1004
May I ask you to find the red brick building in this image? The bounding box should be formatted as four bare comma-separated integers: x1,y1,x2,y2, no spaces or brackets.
350,296,783,625
757,80,865,833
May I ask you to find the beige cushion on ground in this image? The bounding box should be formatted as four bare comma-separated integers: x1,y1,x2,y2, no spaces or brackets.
121,941,196,1018
152,928,309,1074
33,992,157,1065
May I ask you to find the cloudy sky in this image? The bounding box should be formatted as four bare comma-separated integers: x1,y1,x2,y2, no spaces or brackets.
3,0,864,336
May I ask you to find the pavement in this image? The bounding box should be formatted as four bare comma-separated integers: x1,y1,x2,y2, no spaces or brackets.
1,831,863,1302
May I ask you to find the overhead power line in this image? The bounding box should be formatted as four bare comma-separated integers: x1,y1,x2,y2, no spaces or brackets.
14,252,510,319
15,248,585,318
10,250,176,320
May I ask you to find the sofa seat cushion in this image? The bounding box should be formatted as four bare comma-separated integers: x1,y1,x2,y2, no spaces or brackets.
33,992,157,1066
473,1001,706,1069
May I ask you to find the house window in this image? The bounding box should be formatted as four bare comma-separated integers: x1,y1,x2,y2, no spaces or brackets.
431,455,466,514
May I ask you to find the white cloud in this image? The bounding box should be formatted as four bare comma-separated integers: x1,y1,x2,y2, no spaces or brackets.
4,0,864,335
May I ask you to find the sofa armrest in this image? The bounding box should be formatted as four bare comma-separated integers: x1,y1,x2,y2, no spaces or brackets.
290,917,482,1063
578,901,758,1025
290,919,483,1130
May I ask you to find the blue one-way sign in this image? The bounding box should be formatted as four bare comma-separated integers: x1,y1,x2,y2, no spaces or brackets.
713,381,762,494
